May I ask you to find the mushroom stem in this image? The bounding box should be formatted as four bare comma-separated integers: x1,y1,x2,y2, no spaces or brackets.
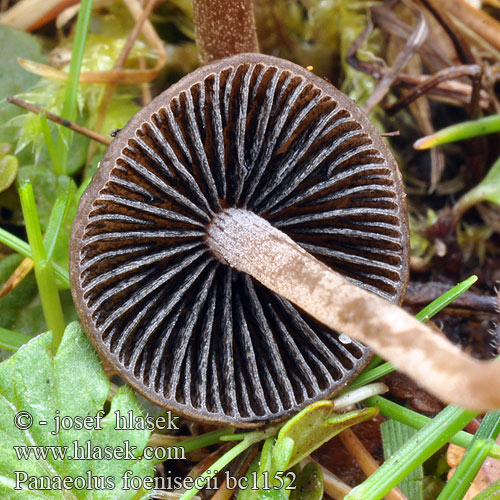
206,208,500,412
192,0,259,65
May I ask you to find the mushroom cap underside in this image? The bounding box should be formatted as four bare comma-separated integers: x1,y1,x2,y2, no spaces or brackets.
70,53,409,426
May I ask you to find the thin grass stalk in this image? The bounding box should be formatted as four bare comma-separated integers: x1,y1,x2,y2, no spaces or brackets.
344,406,477,500
54,0,93,174
18,182,65,352
364,396,500,460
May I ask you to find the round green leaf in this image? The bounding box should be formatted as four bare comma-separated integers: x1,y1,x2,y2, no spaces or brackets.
0,153,18,192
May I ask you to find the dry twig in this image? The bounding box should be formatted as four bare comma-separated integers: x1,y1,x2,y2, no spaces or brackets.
0,257,33,299
363,9,429,113
6,96,112,145
339,429,408,500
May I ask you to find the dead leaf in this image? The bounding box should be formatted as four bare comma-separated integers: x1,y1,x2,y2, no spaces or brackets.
447,436,500,498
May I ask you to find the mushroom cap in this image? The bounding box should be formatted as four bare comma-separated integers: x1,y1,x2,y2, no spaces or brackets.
70,53,409,427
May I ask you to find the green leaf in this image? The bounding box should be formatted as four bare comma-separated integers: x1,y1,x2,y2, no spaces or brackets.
272,437,294,475
0,146,18,192
0,253,45,335
257,488,289,500
259,437,275,475
0,25,45,150
0,326,32,351
243,437,279,496
381,420,423,500
455,155,500,217
0,322,154,499
289,463,323,500
273,401,378,470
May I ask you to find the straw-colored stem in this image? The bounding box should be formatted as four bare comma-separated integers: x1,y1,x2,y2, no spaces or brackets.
339,429,408,500
206,208,500,411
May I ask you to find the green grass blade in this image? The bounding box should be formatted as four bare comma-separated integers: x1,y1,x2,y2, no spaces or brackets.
43,180,74,261
345,406,478,500
455,154,500,217
18,181,65,352
364,355,383,371
415,275,478,322
381,420,423,500
365,396,500,460
0,227,69,288
473,410,500,442
171,427,235,455
437,410,500,500
178,426,279,500
347,362,394,391
54,0,93,174
0,327,32,351
39,115,61,174
414,114,500,149
437,439,493,500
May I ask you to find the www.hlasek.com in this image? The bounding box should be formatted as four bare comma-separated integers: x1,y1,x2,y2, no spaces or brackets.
14,438,183,461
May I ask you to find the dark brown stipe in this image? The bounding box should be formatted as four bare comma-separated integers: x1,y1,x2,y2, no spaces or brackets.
193,0,259,65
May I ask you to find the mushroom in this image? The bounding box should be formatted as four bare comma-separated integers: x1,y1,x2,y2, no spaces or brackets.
70,52,408,426
70,0,500,426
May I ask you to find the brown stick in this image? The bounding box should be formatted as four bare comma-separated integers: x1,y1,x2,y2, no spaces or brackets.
363,10,429,114
193,0,259,65
18,0,167,87
427,0,500,53
339,429,408,500
0,257,33,299
0,0,78,31
385,65,482,115
404,282,498,314
89,0,157,160
206,208,500,411
100,0,157,102
6,96,112,145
